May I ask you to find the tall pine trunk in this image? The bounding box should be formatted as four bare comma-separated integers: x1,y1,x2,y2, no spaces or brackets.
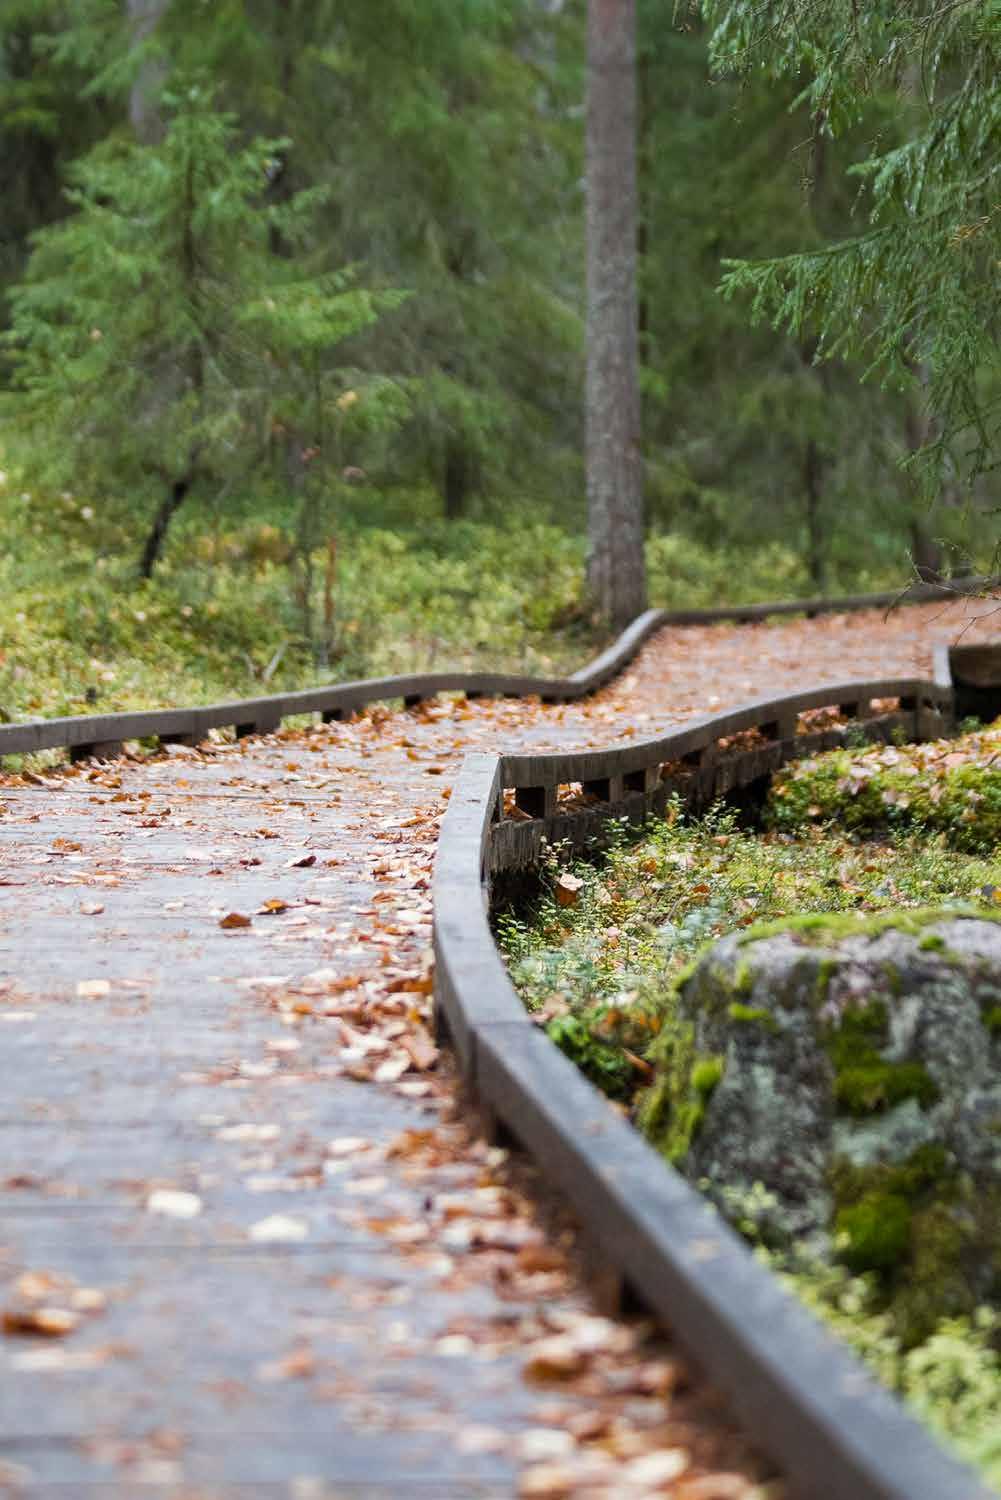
586,0,645,629
444,439,470,520
127,0,168,145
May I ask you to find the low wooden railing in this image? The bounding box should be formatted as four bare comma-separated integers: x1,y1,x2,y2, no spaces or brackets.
0,575,979,762
434,659,995,1500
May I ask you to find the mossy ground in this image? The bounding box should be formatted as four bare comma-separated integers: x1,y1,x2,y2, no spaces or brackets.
499,800,1001,1071
769,726,1001,854
0,461,596,735
499,725,1001,1486
0,444,866,741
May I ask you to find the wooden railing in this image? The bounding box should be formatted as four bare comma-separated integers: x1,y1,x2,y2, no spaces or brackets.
0,574,979,761
434,657,995,1500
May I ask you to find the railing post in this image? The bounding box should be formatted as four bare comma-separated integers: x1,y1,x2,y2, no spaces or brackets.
70,740,123,763
514,784,557,819
623,764,659,794
760,712,797,743
582,775,625,803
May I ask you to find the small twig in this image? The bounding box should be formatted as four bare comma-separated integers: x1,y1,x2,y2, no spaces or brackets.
262,641,289,684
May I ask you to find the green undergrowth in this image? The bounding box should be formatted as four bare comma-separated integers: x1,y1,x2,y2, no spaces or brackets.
769,1247,1001,1488
1,444,919,730
0,475,594,727
499,803,1000,1081
769,725,1001,854
498,727,1001,1482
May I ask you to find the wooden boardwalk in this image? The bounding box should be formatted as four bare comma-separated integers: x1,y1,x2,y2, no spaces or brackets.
0,600,996,1498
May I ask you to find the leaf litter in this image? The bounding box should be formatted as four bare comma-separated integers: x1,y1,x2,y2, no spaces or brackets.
4,601,993,1492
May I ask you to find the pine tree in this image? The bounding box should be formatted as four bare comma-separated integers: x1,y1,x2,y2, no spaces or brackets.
704,0,1001,507
3,85,401,576
636,9,959,592
0,0,108,290
586,0,646,628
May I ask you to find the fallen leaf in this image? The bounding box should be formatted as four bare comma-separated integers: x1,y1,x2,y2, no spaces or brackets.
623,1449,690,1487
402,1032,439,1072
373,1053,410,1083
248,1215,309,1243
327,1137,371,1158
219,912,252,929
555,873,585,909
524,1335,586,1382
76,979,110,999
146,1189,202,1219
2,1306,80,1338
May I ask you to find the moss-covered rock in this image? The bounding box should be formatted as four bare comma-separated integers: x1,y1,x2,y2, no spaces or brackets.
641,911,1001,1341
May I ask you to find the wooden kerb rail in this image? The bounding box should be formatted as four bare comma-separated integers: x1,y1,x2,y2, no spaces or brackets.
0,580,993,1497
0,576,983,761
434,670,996,1499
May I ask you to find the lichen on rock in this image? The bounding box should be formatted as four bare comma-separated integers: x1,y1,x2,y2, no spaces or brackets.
641,909,1001,1341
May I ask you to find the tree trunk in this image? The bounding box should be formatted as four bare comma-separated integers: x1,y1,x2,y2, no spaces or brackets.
798,118,829,594
637,46,651,369
127,0,168,145
443,439,470,520
586,0,645,629
803,436,826,593
903,368,944,582
140,474,191,578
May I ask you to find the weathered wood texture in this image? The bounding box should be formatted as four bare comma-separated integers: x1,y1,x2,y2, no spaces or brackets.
434,656,995,1500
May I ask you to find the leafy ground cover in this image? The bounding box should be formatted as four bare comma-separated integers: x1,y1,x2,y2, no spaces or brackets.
768,720,1001,854
0,444,918,727
499,722,1001,1484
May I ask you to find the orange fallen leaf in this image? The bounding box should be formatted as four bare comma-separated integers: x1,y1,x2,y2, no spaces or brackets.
402,1032,439,1072
76,979,111,999
219,912,252,929
555,873,584,908
2,1306,80,1338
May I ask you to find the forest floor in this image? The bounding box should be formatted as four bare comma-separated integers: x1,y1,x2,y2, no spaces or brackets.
0,596,997,1499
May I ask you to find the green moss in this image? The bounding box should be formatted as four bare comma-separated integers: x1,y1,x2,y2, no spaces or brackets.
828,1145,975,1344
768,739,1001,855
739,905,993,948
836,1060,940,1115
639,1018,725,1164
727,1002,779,1032
919,933,947,953
815,955,838,1005
836,1191,912,1273
733,959,755,997
825,1001,939,1116
882,959,904,995
692,1055,725,1096
829,1143,948,1208
894,1204,974,1346
983,1006,1001,1035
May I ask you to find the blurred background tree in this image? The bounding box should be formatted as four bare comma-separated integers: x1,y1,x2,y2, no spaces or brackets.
0,0,995,718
